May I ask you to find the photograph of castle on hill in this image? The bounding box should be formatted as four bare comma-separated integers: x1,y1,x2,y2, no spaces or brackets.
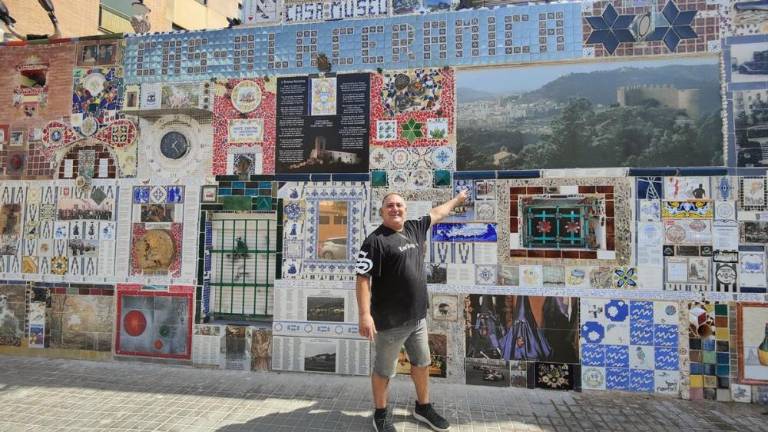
456,57,722,170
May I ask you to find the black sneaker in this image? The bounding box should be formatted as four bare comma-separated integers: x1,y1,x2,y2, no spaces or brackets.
413,401,450,431
373,412,397,432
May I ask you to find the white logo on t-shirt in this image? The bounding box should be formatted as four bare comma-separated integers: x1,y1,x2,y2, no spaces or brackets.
355,250,373,274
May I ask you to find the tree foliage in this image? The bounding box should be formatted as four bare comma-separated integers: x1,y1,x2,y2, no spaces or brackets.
457,98,723,170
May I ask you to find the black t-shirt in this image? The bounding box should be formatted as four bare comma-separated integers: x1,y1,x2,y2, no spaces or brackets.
356,216,431,331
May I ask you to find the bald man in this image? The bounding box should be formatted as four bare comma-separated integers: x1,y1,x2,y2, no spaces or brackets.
356,190,467,432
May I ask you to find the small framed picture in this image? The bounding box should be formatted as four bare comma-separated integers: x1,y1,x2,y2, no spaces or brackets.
77,41,120,66
201,185,218,203
124,85,140,110
9,129,25,147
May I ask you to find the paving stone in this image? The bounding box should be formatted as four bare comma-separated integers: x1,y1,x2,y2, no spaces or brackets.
0,356,766,431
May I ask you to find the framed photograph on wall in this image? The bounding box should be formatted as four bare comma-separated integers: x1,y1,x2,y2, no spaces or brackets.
9,129,25,147
201,185,218,203
737,302,768,384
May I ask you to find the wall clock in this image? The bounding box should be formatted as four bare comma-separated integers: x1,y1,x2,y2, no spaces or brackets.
160,131,189,160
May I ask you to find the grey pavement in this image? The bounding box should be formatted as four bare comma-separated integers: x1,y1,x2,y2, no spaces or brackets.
0,356,766,432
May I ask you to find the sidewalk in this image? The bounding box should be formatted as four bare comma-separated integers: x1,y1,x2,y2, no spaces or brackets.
0,356,765,432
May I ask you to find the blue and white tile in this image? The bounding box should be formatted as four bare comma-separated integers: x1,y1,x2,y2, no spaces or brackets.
629,369,655,392
630,321,654,346
606,368,630,391
654,347,679,371
654,370,679,395
581,321,606,345
474,265,497,285
653,301,679,325
629,345,654,370
581,343,606,366
605,345,629,369
653,324,678,347
630,301,654,323
603,321,629,346
604,299,629,323
582,366,606,390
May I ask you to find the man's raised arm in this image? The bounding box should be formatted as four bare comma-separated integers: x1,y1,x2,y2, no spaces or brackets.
429,189,468,225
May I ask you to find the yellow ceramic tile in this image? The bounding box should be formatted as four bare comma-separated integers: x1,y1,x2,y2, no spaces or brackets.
716,327,729,340
689,375,704,388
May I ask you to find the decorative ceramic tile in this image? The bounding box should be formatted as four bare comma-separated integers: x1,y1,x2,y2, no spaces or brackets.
664,177,711,200
119,183,198,285
376,120,398,141
475,201,496,221
737,302,768,384
11,182,118,281
729,87,768,168
431,146,454,169
72,67,124,128
739,177,767,211
457,56,721,171
534,362,578,391
370,68,456,149
241,0,280,25
475,265,497,285
663,219,712,245
432,223,497,243
686,301,731,400
369,147,391,170
731,383,752,403
213,79,276,175
638,177,664,199
433,169,451,188
739,248,767,290
580,298,681,393
639,200,661,221
138,114,212,181
583,0,719,57
714,200,736,222
504,178,630,264
431,294,458,320
280,182,370,281
284,0,387,24
407,169,432,190
613,267,637,289
124,5,583,84
661,201,713,219
371,170,388,187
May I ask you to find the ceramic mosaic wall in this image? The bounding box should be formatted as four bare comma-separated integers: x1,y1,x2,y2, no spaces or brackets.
684,301,732,401
580,299,680,393
213,79,276,176
279,181,371,281
0,0,766,405
118,184,199,285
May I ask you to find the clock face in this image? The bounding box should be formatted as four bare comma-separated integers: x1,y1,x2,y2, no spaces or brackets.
160,131,189,160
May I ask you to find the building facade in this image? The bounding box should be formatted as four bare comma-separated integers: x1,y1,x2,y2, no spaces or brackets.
0,0,241,41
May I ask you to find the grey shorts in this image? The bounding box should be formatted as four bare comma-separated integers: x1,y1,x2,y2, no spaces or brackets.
373,318,431,379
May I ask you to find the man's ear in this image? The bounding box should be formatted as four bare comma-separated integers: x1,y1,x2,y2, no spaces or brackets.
379,207,384,217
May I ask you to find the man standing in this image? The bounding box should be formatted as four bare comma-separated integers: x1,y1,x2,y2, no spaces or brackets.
356,190,467,432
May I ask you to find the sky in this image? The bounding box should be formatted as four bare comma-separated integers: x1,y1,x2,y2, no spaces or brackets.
457,56,718,94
